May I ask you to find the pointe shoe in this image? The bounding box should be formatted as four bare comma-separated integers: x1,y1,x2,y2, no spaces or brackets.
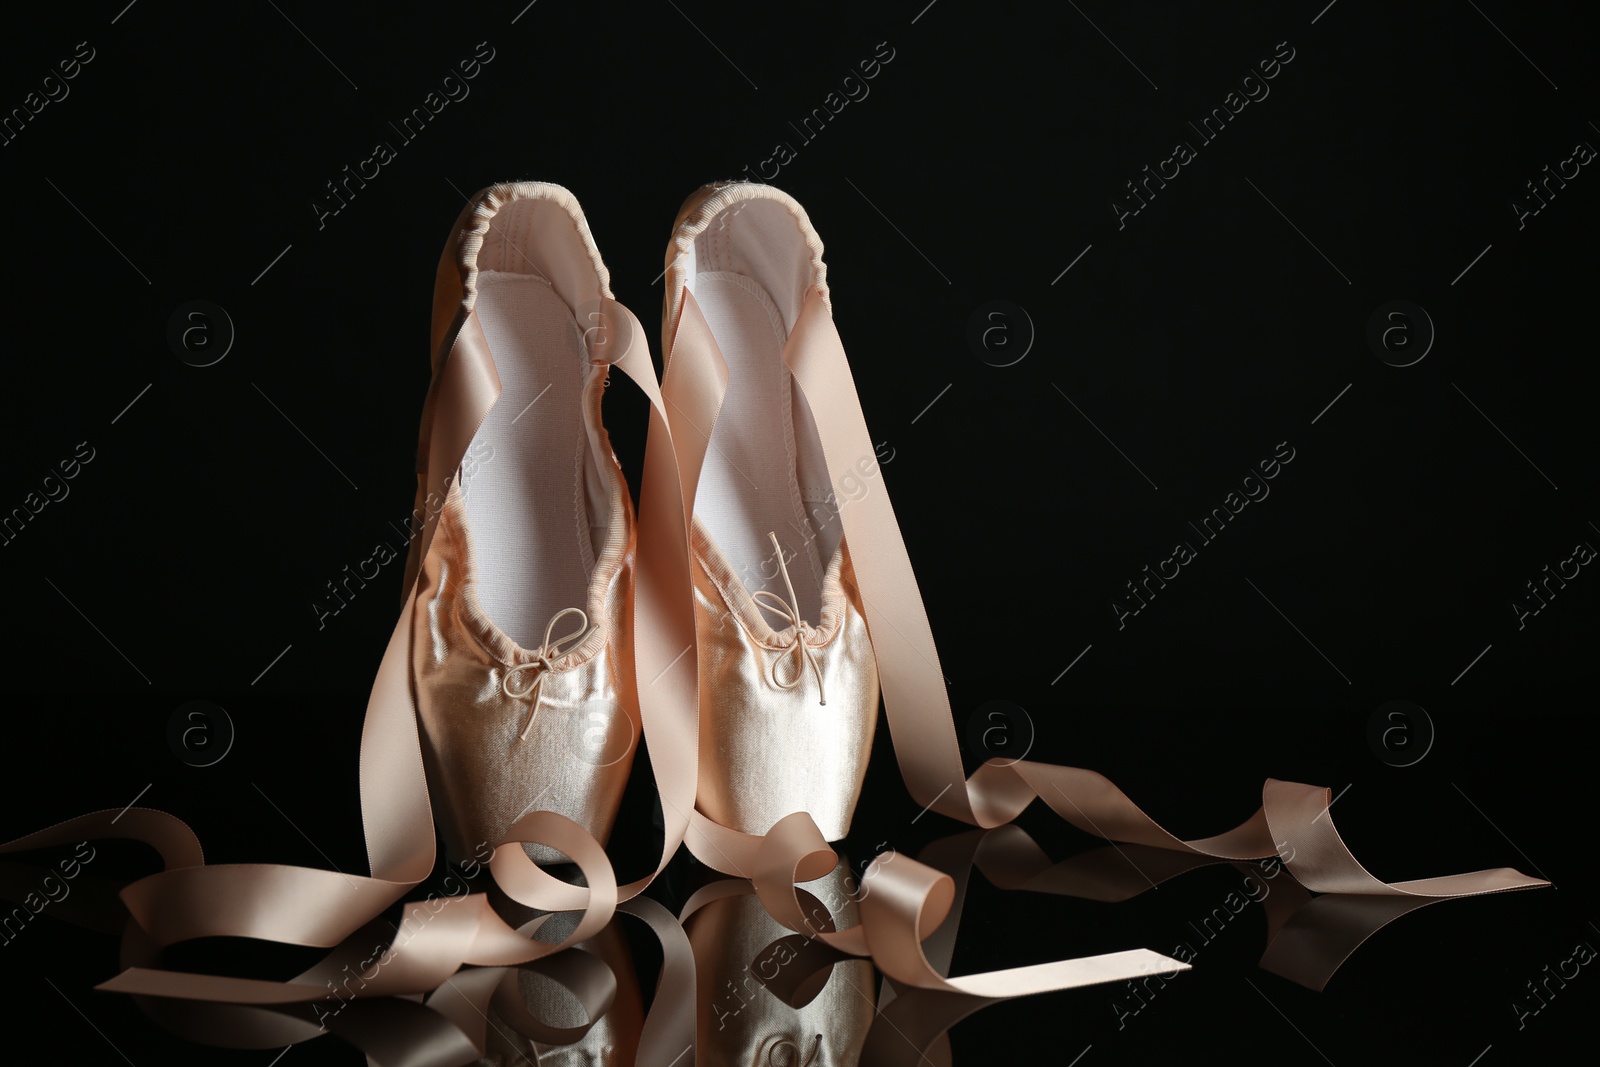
662,182,879,842
404,182,639,865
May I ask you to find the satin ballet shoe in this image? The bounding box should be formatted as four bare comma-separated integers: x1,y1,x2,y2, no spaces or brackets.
661,182,879,842
404,182,639,866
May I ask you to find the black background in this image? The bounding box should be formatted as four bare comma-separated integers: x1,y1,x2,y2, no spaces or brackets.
2,1,1596,1063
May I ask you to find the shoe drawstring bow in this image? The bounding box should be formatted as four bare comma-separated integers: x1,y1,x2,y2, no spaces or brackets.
502,606,591,742
751,531,827,706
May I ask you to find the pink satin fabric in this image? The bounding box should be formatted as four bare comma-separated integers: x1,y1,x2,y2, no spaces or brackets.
0,192,1550,1065
658,284,1546,1005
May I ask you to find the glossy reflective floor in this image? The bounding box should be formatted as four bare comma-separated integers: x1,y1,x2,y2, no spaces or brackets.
3,2,1596,1063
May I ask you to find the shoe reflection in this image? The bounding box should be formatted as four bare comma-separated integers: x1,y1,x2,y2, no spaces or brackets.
475,898,644,1065
686,863,875,1066
0,824,1541,1065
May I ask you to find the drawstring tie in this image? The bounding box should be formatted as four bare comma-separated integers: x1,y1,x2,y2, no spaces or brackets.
502,607,590,742
751,531,827,706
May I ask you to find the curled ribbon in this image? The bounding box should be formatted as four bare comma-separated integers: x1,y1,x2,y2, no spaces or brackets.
0,186,1555,1067
653,248,1548,1041
1,233,699,1060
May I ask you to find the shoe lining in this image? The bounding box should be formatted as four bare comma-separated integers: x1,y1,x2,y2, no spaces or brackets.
693,270,837,622
460,270,596,649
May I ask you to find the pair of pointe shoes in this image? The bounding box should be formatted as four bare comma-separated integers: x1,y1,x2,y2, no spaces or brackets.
403,182,878,865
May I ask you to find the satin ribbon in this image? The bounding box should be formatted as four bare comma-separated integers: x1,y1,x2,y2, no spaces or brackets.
898,821,1459,994
0,189,1552,1064
1,269,705,1063
85,828,1460,1066
3,180,715,1056
663,286,1547,990
118,901,690,1066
